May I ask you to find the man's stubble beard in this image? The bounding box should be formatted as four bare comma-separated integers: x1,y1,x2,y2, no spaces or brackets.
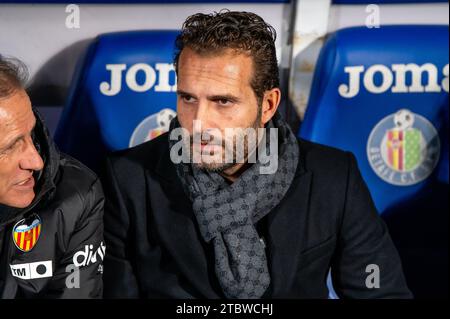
189,106,262,173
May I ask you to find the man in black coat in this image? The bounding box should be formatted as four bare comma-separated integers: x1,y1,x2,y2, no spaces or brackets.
103,11,412,299
0,56,104,298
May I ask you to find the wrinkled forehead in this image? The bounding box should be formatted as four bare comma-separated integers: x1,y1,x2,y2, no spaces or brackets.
178,48,255,86
0,90,35,142
182,46,252,65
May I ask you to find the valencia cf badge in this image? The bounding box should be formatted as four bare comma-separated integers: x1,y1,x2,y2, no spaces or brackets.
12,214,42,252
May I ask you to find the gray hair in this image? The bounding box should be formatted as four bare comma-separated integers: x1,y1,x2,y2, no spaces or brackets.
0,55,28,99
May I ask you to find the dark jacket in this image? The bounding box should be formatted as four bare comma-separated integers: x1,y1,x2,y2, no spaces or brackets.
0,111,104,298
103,133,412,299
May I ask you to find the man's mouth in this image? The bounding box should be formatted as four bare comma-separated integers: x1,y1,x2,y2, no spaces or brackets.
198,141,222,150
14,177,35,189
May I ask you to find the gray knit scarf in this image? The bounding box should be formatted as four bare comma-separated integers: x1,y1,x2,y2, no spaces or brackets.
169,112,299,299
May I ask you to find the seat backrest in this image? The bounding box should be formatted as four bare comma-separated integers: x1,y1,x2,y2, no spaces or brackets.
299,25,448,214
55,30,179,172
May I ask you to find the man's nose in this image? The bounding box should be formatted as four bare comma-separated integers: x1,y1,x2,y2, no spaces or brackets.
193,101,210,126
19,138,44,172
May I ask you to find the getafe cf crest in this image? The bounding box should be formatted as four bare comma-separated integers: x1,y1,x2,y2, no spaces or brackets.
367,109,440,186
129,108,176,147
12,214,42,252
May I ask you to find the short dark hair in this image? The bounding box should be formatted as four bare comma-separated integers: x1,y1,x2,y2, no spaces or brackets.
174,10,279,105
0,55,28,99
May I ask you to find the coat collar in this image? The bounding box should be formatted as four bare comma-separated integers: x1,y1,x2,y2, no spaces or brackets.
148,137,312,297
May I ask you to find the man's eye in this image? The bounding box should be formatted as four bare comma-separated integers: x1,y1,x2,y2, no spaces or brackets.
0,141,18,155
217,99,232,106
9,141,18,150
182,95,195,103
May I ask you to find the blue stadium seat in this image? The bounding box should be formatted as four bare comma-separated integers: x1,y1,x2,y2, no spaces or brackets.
299,25,448,298
55,30,179,171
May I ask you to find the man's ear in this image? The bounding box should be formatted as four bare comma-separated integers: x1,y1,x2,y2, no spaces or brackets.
260,88,281,126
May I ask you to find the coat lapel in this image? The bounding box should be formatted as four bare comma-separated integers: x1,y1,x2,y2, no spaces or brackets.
148,147,221,298
266,166,313,297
